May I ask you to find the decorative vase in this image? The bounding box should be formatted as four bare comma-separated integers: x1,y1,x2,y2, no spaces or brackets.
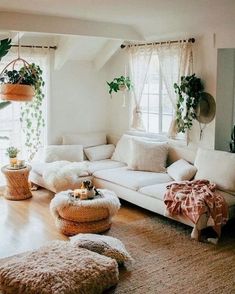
0,84,35,102
9,157,17,166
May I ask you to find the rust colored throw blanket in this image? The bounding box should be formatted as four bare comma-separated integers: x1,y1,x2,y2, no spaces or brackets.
164,180,228,237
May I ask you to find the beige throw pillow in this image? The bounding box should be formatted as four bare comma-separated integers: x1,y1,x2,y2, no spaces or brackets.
70,234,132,265
167,159,197,181
194,148,235,194
128,139,168,173
84,144,115,161
44,145,84,163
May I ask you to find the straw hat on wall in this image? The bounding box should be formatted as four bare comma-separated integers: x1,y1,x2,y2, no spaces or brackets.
196,92,216,124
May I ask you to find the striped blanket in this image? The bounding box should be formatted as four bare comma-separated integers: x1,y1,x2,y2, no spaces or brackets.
164,179,228,237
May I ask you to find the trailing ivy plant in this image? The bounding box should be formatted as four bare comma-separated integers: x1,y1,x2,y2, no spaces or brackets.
107,76,132,95
174,74,203,133
20,63,45,160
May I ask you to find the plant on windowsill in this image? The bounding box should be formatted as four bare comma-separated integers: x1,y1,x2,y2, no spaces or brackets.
174,74,204,133
6,146,20,166
107,76,132,96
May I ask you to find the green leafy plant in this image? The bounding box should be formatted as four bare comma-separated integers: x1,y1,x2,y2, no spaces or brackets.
0,38,12,112
20,63,45,160
107,76,132,95
5,146,20,158
174,74,204,133
230,125,235,153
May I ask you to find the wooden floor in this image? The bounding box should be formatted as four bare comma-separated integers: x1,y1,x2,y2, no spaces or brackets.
0,187,152,259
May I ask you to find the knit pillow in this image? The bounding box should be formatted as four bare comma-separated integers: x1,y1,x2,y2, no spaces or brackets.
70,234,132,265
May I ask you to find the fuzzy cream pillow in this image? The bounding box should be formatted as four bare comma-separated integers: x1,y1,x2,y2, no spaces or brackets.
128,139,168,173
70,234,133,265
167,159,197,181
84,144,115,161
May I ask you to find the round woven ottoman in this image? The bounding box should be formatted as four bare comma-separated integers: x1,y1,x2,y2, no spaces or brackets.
50,189,120,236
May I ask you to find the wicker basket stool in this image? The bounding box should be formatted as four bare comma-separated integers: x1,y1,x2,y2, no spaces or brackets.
50,189,120,236
1,165,32,200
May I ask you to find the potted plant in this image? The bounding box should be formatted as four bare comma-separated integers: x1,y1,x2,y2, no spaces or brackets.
0,62,44,102
174,74,204,133
107,76,132,96
6,146,20,166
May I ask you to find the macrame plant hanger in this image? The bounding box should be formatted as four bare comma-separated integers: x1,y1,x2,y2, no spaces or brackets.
122,62,128,107
0,33,35,102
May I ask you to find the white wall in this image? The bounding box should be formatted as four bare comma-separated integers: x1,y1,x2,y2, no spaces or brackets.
104,28,235,149
48,59,108,144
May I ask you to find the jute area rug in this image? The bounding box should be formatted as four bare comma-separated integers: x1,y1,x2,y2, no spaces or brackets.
105,212,235,294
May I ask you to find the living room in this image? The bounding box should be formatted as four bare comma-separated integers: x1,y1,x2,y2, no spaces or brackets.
0,1,235,293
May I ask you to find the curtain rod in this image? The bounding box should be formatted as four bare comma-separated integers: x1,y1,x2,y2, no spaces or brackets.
120,38,195,49
11,44,57,50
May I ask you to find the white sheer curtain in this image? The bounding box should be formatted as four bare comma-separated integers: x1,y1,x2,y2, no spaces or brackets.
128,45,153,130
128,41,193,137
156,41,193,138
0,47,51,182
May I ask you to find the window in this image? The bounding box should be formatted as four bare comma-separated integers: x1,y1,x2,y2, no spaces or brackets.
0,49,49,184
140,54,174,134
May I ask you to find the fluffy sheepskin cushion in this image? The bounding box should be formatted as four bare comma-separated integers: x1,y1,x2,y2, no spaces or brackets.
70,234,133,265
62,132,107,147
84,144,115,161
128,139,168,173
194,148,235,194
167,159,197,181
44,145,84,163
42,161,89,192
0,241,119,294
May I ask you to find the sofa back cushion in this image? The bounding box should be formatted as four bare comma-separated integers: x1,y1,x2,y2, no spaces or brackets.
194,148,235,194
84,144,115,161
44,145,84,163
128,139,168,173
167,144,197,165
62,132,107,148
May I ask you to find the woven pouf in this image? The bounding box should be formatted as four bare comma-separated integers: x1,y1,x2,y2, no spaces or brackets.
50,189,120,236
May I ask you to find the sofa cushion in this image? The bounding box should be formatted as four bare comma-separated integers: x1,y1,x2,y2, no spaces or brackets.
194,148,235,194
87,159,126,174
84,144,115,161
44,145,84,163
167,159,197,181
129,139,168,173
31,161,49,175
93,167,173,191
62,132,107,147
139,182,174,201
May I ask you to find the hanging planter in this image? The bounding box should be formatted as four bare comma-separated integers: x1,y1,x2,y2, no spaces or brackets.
0,58,40,102
107,75,132,107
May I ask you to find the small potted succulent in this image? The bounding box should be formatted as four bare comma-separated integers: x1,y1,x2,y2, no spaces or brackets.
6,146,20,166
107,76,132,96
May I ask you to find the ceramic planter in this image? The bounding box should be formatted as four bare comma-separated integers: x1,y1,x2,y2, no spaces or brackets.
0,84,35,102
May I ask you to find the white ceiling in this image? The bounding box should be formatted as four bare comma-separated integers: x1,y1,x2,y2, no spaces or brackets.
0,0,234,67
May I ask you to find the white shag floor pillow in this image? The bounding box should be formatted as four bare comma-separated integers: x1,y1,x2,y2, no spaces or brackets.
0,241,118,294
70,233,133,265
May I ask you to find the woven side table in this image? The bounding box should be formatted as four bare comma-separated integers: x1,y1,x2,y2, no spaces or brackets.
1,165,32,200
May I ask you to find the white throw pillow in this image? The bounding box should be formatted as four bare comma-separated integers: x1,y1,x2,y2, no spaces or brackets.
84,144,115,161
128,139,168,172
62,132,107,148
194,148,235,194
111,134,133,164
44,145,84,163
167,159,197,181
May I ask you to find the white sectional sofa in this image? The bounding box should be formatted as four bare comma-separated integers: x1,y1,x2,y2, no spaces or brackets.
30,132,235,231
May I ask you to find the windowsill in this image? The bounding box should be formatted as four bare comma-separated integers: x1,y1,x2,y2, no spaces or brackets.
126,130,188,146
